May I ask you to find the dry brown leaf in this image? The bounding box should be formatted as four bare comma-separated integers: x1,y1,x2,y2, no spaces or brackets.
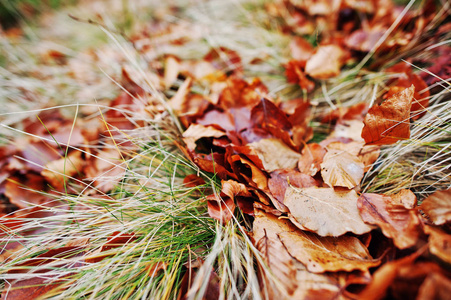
361,85,414,145
289,37,314,61
41,151,84,189
297,143,326,176
168,77,192,111
206,194,236,224
305,45,344,79
357,190,421,249
5,174,49,209
279,231,380,273
330,120,365,142
417,272,451,300
163,55,180,87
421,188,451,225
359,145,381,172
253,210,378,277
424,225,451,265
221,180,252,199
357,248,424,300
230,155,268,190
84,147,126,193
320,149,364,189
256,232,299,299
182,124,226,151
249,139,301,172
268,169,318,204
284,186,373,236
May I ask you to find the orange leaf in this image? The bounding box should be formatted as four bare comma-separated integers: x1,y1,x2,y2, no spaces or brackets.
361,85,414,145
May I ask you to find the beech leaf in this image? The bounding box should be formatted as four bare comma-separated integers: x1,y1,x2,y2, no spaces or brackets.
421,188,451,225
305,45,344,79
249,138,301,172
279,231,380,273
361,85,414,145
424,225,451,265
357,190,421,249
284,186,373,236
320,149,364,189
182,124,226,151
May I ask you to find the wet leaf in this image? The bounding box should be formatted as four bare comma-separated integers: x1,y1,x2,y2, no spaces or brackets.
357,190,421,249
284,186,373,236
320,149,364,189
361,85,414,145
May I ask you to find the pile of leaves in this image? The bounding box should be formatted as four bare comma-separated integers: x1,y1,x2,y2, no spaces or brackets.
1,0,451,299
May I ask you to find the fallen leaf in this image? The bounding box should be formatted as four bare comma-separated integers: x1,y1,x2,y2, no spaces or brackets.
221,180,252,199
5,174,48,209
253,210,379,276
182,124,226,151
421,188,451,225
357,190,421,249
168,77,192,111
424,225,451,265
330,120,365,142
320,149,364,189
289,37,314,62
206,193,236,224
255,230,299,299
305,45,344,79
1,276,62,300
41,151,84,189
268,169,318,204
163,55,180,87
297,143,326,176
417,272,451,300
218,77,267,109
284,186,373,236
279,231,380,273
285,60,315,92
251,98,292,133
248,139,301,172
357,248,425,300
230,155,268,190
361,85,414,145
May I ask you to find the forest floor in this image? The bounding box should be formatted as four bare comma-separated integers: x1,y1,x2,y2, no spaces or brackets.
1,0,451,299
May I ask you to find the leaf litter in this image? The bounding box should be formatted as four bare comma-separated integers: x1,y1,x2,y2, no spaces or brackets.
0,0,451,299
